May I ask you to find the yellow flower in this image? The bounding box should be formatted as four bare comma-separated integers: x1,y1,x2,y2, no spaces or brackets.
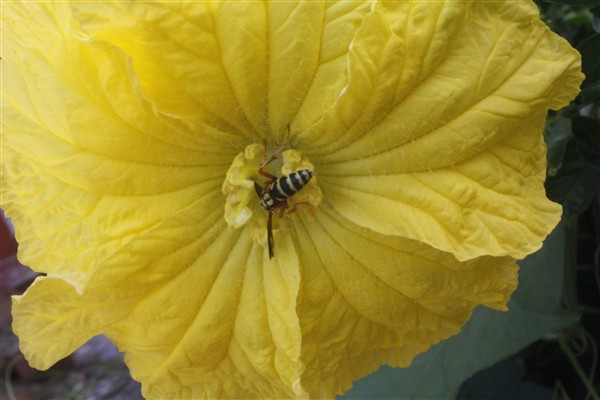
2,1,582,398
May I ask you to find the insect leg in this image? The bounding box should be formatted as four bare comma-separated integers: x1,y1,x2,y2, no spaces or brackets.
282,201,311,216
267,211,275,259
259,125,291,169
258,169,278,182
278,202,288,218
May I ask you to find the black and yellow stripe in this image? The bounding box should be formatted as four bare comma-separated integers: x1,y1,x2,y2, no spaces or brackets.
260,169,313,211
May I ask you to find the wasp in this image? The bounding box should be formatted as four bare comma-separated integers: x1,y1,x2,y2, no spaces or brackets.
254,125,314,259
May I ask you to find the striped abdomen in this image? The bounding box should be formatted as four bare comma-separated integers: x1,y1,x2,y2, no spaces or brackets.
260,169,313,211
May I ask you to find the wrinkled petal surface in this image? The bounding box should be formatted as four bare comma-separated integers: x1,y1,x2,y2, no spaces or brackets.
296,1,582,260
2,2,238,290
12,209,518,398
65,1,582,260
2,1,582,399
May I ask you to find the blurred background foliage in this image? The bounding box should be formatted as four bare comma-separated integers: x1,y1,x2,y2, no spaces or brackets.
1,1,599,399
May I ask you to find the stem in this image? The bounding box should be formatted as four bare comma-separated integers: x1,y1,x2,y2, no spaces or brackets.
3,354,22,400
559,331,600,400
563,218,579,313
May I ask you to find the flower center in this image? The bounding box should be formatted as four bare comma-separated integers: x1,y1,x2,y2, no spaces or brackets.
222,142,322,254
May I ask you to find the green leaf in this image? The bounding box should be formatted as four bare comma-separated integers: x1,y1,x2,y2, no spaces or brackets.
545,139,600,218
456,355,554,400
340,224,578,399
540,0,600,5
577,33,600,87
545,116,573,172
572,116,600,170
580,80,600,103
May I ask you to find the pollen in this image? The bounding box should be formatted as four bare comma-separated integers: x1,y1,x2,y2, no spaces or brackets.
222,142,322,249
222,144,264,229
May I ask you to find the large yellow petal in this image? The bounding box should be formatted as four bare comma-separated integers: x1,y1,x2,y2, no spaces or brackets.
69,1,380,140
293,209,518,396
296,1,582,260
111,228,305,398
12,221,307,398
70,1,268,137
299,1,581,157
2,2,580,399
320,116,562,261
12,276,142,370
12,208,517,398
272,1,373,138
2,2,236,290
